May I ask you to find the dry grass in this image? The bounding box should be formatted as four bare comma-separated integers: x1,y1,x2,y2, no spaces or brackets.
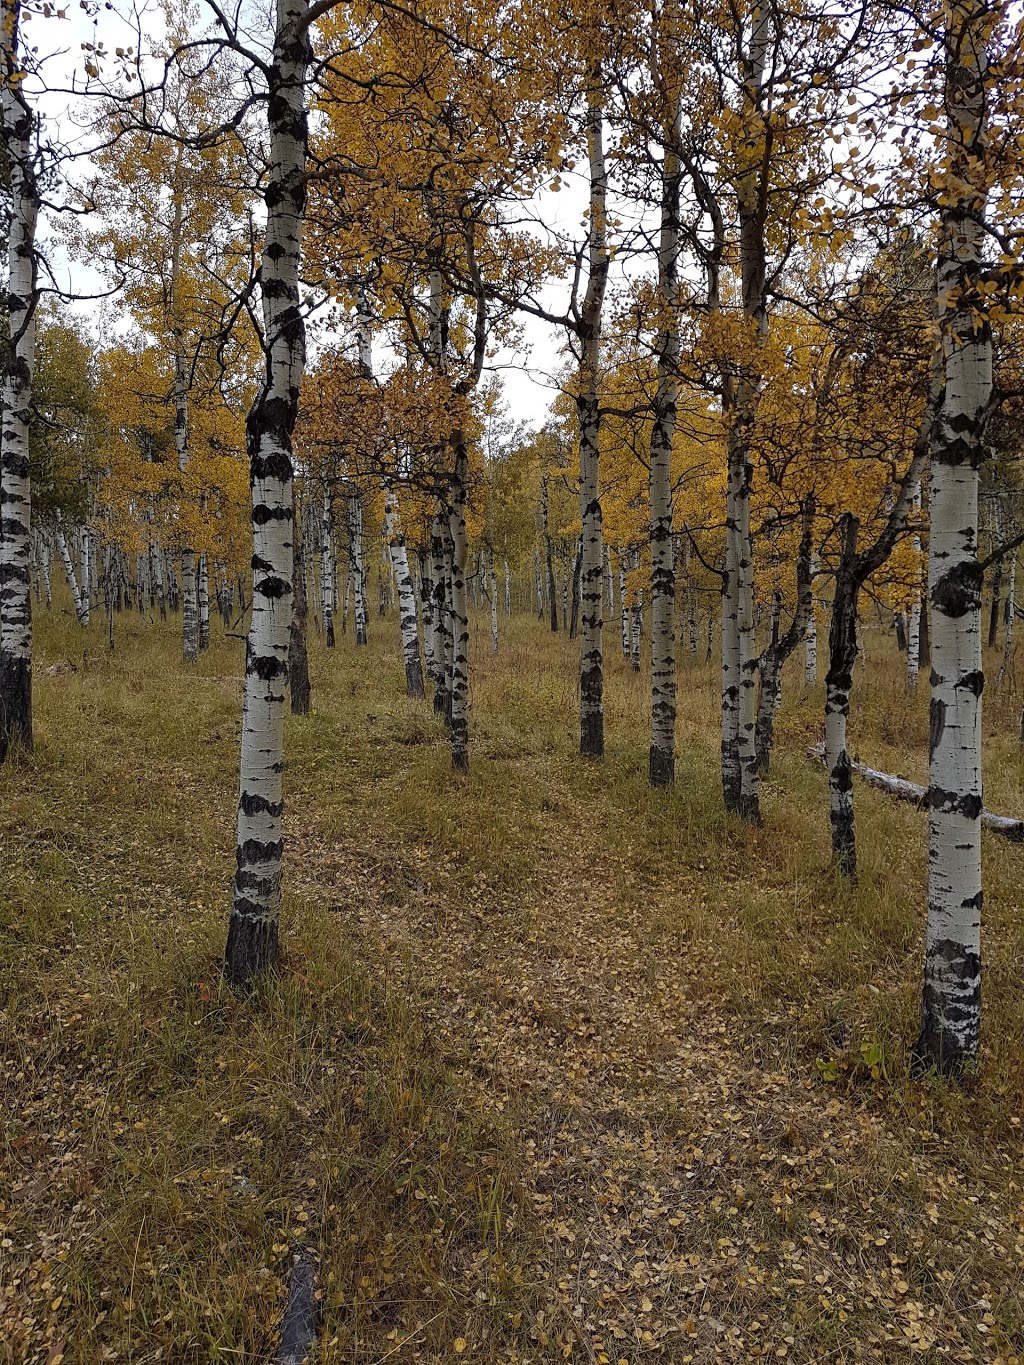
1,592,1023,1364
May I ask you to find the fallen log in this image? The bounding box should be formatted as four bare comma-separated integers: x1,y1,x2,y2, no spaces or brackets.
807,743,1024,843
276,1255,320,1365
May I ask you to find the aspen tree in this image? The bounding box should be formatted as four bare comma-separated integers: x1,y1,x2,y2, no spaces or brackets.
577,69,610,758
384,491,425,697
225,0,314,989
648,2,682,787
0,0,39,759
915,0,998,1074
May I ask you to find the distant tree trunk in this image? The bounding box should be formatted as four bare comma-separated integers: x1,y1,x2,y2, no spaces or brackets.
289,514,311,716
907,482,923,687
756,497,814,774
430,508,450,717
568,539,582,640
40,535,51,608
320,494,335,646
648,78,681,788
198,552,210,650
915,0,990,1075
804,556,817,685
541,477,558,632
620,561,630,658
895,612,908,652
504,558,511,617
56,521,88,626
490,550,499,653
999,554,1015,683
174,376,198,662
825,516,860,879
224,0,309,991
631,586,643,673
534,546,543,619
384,491,424,697
349,493,368,646
0,0,39,760
577,71,609,759
448,445,470,770
419,547,440,696
987,541,1002,649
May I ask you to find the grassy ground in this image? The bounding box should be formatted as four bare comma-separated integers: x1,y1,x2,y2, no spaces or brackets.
2,593,1023,1364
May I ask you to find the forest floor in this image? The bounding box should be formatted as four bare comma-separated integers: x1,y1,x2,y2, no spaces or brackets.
2,598,1023,1365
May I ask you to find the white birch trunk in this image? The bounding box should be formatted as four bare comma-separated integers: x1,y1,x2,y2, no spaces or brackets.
428,509,449,713
907,482,922,689
320,495,335,646
55,521,87,625
490,551,499,654
448,447,470,770
804,556,818,686
648,66,681,786
198,552,210,650
917,0,990,1072
225,0,308,989
620,562,630,658
0,0,39,757
577,72,609,757
348,493,368,646
999,553,1015,683
383,490,424,696
41,535,51,608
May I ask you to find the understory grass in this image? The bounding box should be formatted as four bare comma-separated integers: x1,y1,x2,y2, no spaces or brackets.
1,590,1023,1363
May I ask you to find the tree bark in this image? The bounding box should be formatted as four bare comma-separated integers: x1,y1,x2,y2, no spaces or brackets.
915,0,990,1075
448,446,470,770
289,509,311,716
825,515,860,879
0,0,39,759
384,490,425,697
577,72,609,759
225,0,309,990
648,74,681,788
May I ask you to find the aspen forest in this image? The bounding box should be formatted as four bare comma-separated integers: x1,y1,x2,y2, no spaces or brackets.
5,0,1024,1358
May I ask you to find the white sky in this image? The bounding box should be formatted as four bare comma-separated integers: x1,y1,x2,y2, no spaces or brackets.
21,1,654,433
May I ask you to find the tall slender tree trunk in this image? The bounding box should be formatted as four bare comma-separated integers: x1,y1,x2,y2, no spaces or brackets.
648,72,681,787
384,490,424,697
430,508,450,717
541,477,558,631
804,552,818,686
320,494,335,646
56,521,88,626
198,552,210,650
289,507,311,716
577,71,609,759
620,560,630,657
534,546,543,618
448,445,470,771
490,550,499,653
0,0,39,759
916,0,992,1074
349,493,368,646
999,553,1015,683
569,539,582,640
907,482,923,687
40,534,51,608
825,517,860,879
987,506,1002,647
225,0,309,990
